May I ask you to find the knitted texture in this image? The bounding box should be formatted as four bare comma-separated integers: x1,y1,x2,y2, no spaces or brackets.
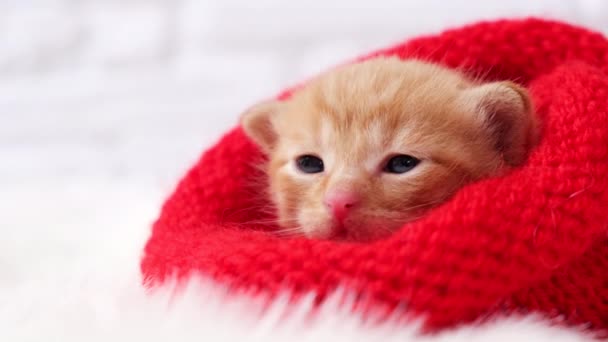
141,19,608,333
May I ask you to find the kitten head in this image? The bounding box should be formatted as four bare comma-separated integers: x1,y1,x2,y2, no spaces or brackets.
241,57,537,240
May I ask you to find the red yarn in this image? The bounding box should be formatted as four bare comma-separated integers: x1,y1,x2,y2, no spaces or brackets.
141,18,608,333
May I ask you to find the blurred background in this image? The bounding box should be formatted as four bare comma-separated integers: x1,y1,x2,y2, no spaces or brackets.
1,1,608,285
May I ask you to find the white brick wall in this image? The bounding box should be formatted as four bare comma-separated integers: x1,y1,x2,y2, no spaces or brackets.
2,1,607,80
1,1,608,252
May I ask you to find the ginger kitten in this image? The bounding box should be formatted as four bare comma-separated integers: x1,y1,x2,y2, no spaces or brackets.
241,57,538,241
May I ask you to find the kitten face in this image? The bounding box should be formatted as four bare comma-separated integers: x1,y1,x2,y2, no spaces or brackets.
242,57,537,240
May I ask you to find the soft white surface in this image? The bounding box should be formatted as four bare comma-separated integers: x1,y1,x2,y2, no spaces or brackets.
1,1,607,340
0,275,595,341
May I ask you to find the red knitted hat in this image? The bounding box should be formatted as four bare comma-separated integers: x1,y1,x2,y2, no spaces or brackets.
141,18,608,334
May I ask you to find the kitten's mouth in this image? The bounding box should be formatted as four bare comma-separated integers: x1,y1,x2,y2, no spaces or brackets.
329,223,349,240
332,229,348,240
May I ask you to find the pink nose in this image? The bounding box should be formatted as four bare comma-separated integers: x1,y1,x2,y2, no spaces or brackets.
324,190,360,222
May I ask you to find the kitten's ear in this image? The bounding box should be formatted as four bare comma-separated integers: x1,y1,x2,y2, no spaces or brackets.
463,81,538,166
240,100,282,152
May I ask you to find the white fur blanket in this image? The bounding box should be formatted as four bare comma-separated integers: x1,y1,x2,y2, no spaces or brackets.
0,259,595,341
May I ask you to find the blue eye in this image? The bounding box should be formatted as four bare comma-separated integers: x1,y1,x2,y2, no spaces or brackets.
384,155,420,174
296,155,324,173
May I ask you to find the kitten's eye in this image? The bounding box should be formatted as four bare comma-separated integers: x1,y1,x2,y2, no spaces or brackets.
384,155,420,174
296,155,324,173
